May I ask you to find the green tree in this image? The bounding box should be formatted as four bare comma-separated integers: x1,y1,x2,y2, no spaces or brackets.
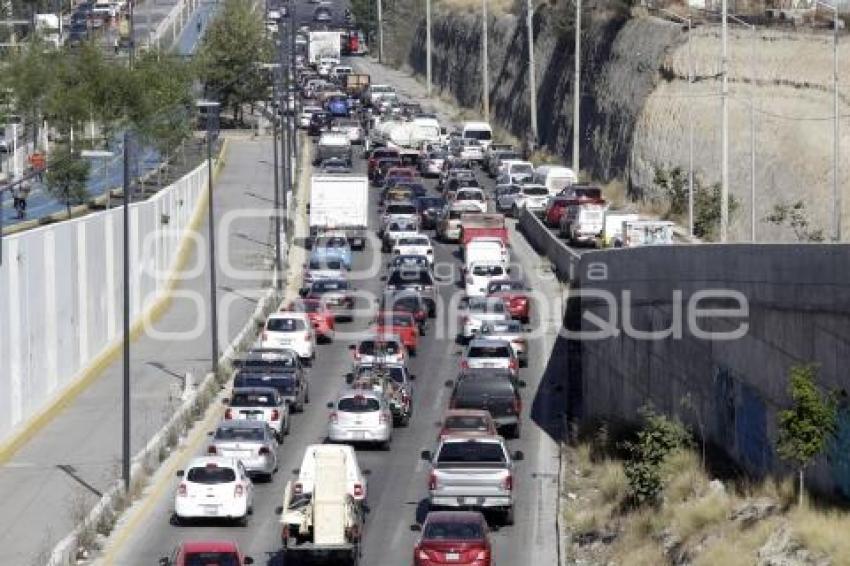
654,166,739,240
621,406,691,506
764,201,826,242
196,0,272,124
45,147,91,218
4,37,57,142
777,364,838,507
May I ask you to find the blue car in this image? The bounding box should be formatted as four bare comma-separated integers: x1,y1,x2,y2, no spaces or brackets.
327,96,349,117
310,235,352,270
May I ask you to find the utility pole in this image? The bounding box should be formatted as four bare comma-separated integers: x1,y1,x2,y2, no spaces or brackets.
720,0,729,242
572,0,581,175
128,0,135,68
813,1,840,241
729,15,757,242
481,0,489,119
426,0,432,97
271,106,282,288
377,0,383,63
121,131,131,493
526,0,538,147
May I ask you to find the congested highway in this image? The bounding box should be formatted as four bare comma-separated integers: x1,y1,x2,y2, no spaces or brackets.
98,3,564,564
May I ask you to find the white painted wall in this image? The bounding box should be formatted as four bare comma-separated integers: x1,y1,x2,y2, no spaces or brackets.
0,162,207,440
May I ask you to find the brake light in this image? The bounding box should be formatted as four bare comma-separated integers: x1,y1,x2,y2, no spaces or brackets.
177,483,187,497
379,412,389,424
460,360,469,370
224,408,233,420
271,409,280,421
207,445,217,455
509,358,518,371
428,471,437,491
475,549,489,560
512,338,525,344
259,446,270,455
329,411,339,424
353,483,364,498
234,484,244,497
417,550,429,560
513,398,522,415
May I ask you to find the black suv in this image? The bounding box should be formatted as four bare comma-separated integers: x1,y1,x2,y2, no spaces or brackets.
445,368,526,438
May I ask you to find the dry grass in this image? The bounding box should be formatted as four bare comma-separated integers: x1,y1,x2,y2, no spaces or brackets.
663,450,708,505
435,0,514,16
789,506,850,563
528,148,561,166
599,460,628,505
693,518,777,566
669,493,731,541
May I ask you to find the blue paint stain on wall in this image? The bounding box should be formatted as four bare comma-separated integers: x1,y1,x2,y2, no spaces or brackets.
828,408,850,499
736,383,772,475
713,366,736,450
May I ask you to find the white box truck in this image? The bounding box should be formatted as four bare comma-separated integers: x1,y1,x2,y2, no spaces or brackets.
310,175,369,250
308,31,342,65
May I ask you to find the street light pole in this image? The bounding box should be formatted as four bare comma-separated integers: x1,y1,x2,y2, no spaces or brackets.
271,107,282,289
121,131,131,493
526,0,537,147
720,0,729,242
426,0,432,97
377,0,383,64
572,0,581,175
729,14,757,242
197,101,221,376
481,0,489,119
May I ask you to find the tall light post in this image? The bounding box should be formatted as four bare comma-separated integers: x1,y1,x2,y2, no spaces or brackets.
728,14,757,242
426,0,432,97
481,0,489,119
197,100,221,376
572,0,581,175
377,0,384,63
813,0,840,241
526,0,538,148
660,8,693,238
720,0,729,242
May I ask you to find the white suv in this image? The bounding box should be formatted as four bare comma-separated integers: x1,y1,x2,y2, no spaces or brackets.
261,313,316,365
173,457,254,525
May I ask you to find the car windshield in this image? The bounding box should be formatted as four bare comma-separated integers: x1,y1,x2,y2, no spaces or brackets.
419,197,445,208
512,164,534,174
468,300,506,314
456,191,482,201
235,374,298,394
374,149,399,159
523,186,549,196
488,281,523,293
377,314,413,327
318,237,348,249
358,340,400,356
444,415,491,431
468,345,512,358
312,280,349,292
471,265,505,277
338,396,381,412
215,427,266,442
384,295,421,312
184,552,241,566
398,237,428,246
388,269,433,286
482,321,522,334
267,318,306,332
186,466,237,484
464,129,492,141
387,204,417,215
424,521,485,541
393,256,428,267
230,392,277,407
437,441,506,463
388,222,417,232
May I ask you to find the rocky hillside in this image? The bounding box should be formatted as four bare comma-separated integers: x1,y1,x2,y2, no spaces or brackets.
380,2,850,241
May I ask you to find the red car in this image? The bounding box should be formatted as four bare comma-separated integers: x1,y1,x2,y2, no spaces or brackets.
413,511,492,566
368,148,400,178
545,192,606,228
438,409,498,440
286,299,335,342
544,196,571,228
372,311,420,355
386,166,418,180
160,540,254,566
486,279,531,323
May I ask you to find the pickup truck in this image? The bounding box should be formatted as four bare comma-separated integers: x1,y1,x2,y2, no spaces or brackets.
421,435,523,525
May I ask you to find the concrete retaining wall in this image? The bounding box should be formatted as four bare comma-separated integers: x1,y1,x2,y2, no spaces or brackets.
517,209,850,495
0,162,207,443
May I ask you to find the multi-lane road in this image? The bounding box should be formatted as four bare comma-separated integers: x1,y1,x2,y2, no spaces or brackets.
100,65,565,566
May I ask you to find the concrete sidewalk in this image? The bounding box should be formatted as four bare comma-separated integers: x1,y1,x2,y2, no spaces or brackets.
0,138,278,564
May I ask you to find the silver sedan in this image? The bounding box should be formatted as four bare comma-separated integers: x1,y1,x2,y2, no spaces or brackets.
207,420,278,482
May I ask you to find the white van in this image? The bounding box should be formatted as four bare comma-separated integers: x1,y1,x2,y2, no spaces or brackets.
533,165,578,195
293,444,368,502
461,121,493,149
464,237,509,272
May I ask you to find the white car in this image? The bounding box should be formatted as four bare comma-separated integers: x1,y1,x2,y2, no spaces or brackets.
381,220,420,252
419,150,447,177
260,312,316,364
173,457,254,525
392,235,434,265
508,184,550,217
350,334,407,366
498,160,535,182
479,319,528,366
451,187,487,214
381,201,419,230
465,261,509,297
327,389,393,448
293,444,368,503
225,386,290,442
461,338,520,377
207,420,278,481
458,297,511,341
458,139,484,162
298,105,323,128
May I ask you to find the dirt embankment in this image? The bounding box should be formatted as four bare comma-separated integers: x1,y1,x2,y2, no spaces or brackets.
380,3,850,241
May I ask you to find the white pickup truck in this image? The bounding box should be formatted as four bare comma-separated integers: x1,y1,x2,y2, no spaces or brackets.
421,435,523,525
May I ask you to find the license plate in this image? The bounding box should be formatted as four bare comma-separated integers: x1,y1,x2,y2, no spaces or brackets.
352,431,366,440
445,553,460,561
202,505,218,516
461,496,482,505
483,362,496,368
244,413,259,420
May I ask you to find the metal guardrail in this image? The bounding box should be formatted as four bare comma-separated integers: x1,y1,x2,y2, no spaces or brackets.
148,0,200,50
